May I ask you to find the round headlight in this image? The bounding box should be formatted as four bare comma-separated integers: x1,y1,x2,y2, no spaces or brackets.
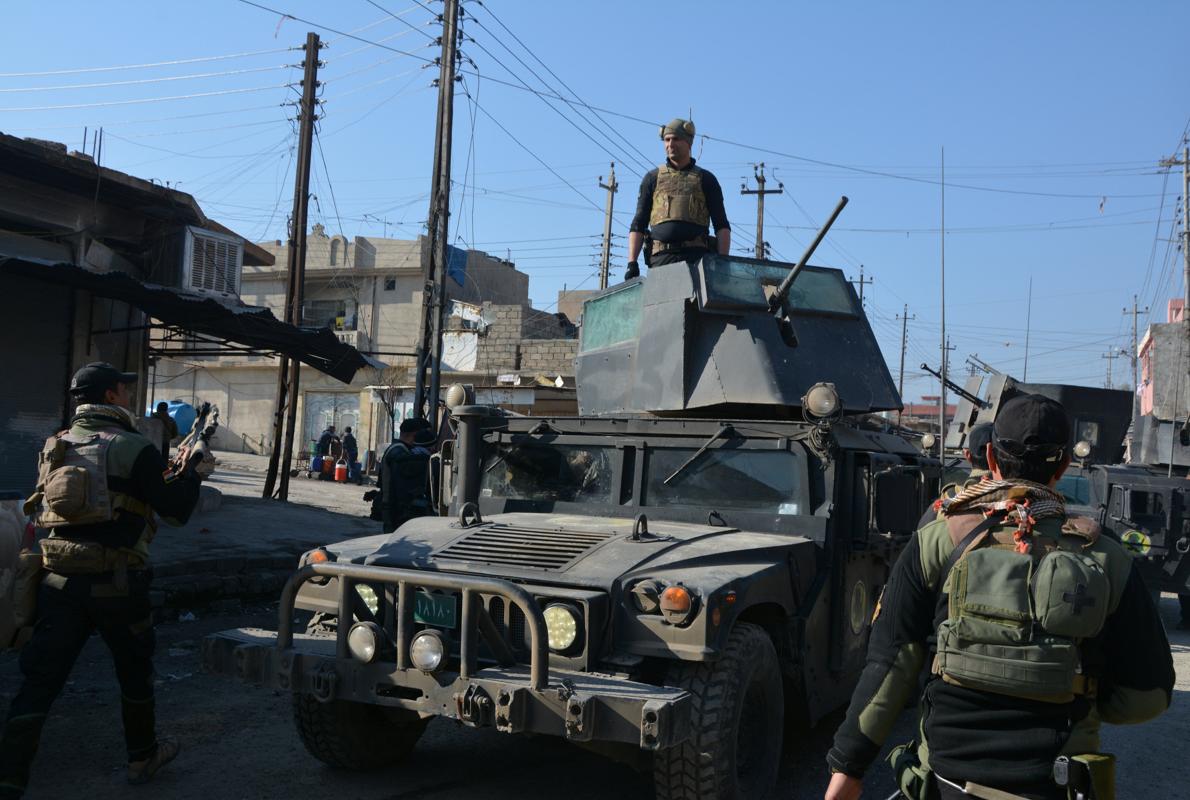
356,584,380,615
921,433,937,451
347,621,382,663
543,604,580,652
802,382,841,420
410,629,446,672
1073,440,1092,459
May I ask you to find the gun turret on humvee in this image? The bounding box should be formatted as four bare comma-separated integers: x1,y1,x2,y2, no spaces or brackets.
202,201,939,799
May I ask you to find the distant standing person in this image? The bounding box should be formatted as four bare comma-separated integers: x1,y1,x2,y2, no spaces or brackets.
151,401,178,459
315,424,336,458
625,117,731,280
341,426,359,484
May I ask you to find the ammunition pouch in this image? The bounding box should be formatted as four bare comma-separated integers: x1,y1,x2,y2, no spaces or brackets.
39,537,134,581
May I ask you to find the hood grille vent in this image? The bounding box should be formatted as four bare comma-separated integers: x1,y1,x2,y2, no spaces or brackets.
432,524,619,571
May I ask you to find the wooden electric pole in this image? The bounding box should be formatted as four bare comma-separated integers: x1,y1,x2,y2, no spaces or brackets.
263,31,322,501
849,264,873,308
1123,294,1150,401
1102,348,1124,389
896,304,914,426
740,162,782,260
414,0,460,430
598,162,618,290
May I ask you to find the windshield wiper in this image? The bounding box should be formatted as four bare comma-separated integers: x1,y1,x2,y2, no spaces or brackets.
663,424,736,486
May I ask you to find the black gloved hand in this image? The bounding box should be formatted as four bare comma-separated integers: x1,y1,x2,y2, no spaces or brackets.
625,260,640,281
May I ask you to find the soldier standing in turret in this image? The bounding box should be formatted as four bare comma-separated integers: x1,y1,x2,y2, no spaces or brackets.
625,117,731,280
0,363,213,797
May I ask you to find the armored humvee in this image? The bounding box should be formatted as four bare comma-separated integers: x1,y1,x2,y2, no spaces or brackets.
203,217,939,798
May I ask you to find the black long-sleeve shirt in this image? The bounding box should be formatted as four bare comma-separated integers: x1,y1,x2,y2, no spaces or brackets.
629,159,730,243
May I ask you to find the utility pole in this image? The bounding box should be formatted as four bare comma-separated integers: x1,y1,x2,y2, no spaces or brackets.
896,304,915,426
1123,294,1150,400
598,162,618,290
262,31,322,501
740,162,782,260
849,264,873,308
1023,276,1033,381
1102,348,1123,389
1159,145,1190,422
967,354,1001,375
939,147,948,457
414,0,461,430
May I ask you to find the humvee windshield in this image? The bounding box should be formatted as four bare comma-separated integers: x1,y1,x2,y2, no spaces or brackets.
479,440,804,515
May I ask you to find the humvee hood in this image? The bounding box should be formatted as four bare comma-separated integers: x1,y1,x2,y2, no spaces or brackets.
324,512,814,590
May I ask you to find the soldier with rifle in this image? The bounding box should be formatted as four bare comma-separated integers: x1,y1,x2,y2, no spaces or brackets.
625,117,731,280
0,363,215,796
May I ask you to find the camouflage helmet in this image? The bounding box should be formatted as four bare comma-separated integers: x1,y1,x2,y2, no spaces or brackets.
659,118,695,142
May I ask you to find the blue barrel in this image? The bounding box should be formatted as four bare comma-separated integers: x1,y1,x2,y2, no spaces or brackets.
310,455,324,473
145,400,196,438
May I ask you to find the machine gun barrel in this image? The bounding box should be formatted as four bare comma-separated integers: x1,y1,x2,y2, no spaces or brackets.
769,195,849,312
919,363,990,408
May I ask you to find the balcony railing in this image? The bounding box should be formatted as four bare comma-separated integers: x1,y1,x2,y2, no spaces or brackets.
333,329,367,350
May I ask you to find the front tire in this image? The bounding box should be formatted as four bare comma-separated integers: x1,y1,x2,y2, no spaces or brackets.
653,622,784,800
292,694,428,770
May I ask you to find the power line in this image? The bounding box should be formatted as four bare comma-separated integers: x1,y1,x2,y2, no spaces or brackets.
0,47,294,78
363,0,437,41
0,83,295,112
237,0,436,64
0,64,291,93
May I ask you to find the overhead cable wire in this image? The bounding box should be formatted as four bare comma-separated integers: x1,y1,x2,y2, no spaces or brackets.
363,0,438,42
467,2,653,174
237,0,436,64
1,83,296,112
0,47,295,78
0,64,292,93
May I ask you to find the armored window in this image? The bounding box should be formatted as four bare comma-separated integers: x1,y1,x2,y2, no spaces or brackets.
696,258,856,316
644,448,802,515
579,282,643,352
480,443,614,504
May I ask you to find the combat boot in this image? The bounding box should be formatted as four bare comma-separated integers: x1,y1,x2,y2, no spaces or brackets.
127,737,180,785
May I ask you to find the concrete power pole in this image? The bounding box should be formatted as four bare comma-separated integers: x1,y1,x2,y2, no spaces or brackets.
896,304,915,426
1159,144,1190,406
598,162,618,290
263,31,322,501
740,162,782,259
1102,348,1123,389
414,0,461,430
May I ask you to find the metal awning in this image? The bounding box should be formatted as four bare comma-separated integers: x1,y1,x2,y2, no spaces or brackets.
1,256,370,383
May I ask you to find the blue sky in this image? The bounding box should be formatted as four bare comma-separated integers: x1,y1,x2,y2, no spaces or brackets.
4,1,1187,400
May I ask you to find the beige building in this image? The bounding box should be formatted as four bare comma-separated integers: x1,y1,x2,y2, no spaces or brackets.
153,226,579,464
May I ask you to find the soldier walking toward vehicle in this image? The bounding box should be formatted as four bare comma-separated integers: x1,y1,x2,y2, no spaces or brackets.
0,363,213,797
625,117,731,280
825,394,1174,800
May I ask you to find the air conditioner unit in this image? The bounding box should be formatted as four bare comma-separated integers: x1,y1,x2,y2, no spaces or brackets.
182,226,242,298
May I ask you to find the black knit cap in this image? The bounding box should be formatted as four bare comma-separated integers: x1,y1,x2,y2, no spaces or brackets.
69,362,137,394
966,422,994,469
993,393,1070,462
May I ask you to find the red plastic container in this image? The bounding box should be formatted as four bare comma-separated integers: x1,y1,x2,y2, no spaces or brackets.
334,459,348,482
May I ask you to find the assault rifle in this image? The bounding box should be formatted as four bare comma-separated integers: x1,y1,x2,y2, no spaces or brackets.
166,402,219,479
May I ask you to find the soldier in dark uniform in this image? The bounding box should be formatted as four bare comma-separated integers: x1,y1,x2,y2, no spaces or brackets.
0,363,213,796
625,118,731,280
369,419,433,531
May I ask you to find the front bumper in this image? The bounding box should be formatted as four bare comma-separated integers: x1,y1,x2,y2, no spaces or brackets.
201,562,690,750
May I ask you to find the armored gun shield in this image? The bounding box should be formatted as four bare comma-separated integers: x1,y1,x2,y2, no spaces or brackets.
576,254,902,418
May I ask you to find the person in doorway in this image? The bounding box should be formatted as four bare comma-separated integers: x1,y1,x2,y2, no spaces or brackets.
151,401,178,459
0,363,214,797
824,394,1173,800
625,117,731,280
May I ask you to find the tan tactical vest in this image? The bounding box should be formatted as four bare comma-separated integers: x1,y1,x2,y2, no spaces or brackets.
649,164,710,229
24,429,153,530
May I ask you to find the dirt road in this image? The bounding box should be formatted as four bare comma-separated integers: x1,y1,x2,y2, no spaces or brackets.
2,598,1184,799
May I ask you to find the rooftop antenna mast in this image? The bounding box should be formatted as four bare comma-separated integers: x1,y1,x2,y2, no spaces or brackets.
938,147,947,457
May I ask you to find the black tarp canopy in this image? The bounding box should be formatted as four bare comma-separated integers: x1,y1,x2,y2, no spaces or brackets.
1,257,370,383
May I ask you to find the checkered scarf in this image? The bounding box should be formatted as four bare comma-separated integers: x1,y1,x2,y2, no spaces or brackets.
940,478,1066,553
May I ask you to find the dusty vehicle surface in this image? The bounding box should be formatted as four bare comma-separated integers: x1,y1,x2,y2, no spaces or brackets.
203,241,939,799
